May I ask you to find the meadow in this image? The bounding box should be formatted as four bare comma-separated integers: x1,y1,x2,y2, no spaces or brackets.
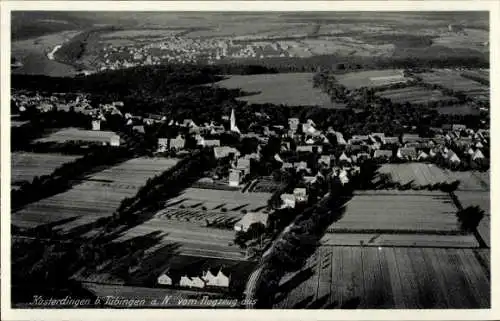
326,190,459,233
336,69,408,89
375,86,458,105
215,73,345,108
35,127,120,144
12,152,80,185
418,69,489,102
374,163,490,191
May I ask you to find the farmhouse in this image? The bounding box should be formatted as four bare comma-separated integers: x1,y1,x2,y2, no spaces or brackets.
157,272,173,286
180,276,205,289
229,169,243,187
280,194,296,208
234,212,269,232
203,268,230,288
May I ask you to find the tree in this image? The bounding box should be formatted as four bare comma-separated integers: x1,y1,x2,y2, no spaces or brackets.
456,206,485,232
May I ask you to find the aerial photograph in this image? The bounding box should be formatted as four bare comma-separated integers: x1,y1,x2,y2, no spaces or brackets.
9,11,490,309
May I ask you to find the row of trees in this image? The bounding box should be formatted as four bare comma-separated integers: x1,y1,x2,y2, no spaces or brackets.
255,176,355,308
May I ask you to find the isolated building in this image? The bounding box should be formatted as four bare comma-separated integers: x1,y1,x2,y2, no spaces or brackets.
157,272,173,286
280,194,296,209
229,169,243,187
110,135,121,147
92,120,101,131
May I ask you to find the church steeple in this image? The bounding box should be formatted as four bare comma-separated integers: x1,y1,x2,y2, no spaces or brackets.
230,108,240,134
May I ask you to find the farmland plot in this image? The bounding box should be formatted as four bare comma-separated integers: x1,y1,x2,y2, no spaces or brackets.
12,157,179,232
374,163,490,191
109,219,247,260
12,152,80,185
418,69,489,102
375,86,458,105
214,73,345,108
164,187,272,214
326,190,460,233
274,247,490,308
320,233,479,248
35,127,121,144
336,69,408,89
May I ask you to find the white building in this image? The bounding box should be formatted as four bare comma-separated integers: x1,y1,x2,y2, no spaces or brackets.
92,120,101,131
157,273,172,285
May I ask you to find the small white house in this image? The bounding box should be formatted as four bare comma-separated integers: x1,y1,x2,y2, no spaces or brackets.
229,169,243,187
110,135,120,147
92,120,101,131
157,273,172,285
280,194,296,209
472,149,485,161
203,269,230,288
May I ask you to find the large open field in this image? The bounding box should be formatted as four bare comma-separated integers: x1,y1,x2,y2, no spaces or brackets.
108,219,246,261
336,69,408,89
35,127,121,144
373,163,490,191
327,190,460,234
274,246,490,308
12,152,80,185
418,69,489,102
12,157,179,232
375,86,458,105
215,73,345,108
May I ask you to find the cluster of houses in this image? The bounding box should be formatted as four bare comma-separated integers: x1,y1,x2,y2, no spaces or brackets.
12,92,93,114
157,267,231,289
96,36,296,71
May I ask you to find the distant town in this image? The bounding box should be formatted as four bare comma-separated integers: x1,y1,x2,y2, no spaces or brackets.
9,11,490,311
